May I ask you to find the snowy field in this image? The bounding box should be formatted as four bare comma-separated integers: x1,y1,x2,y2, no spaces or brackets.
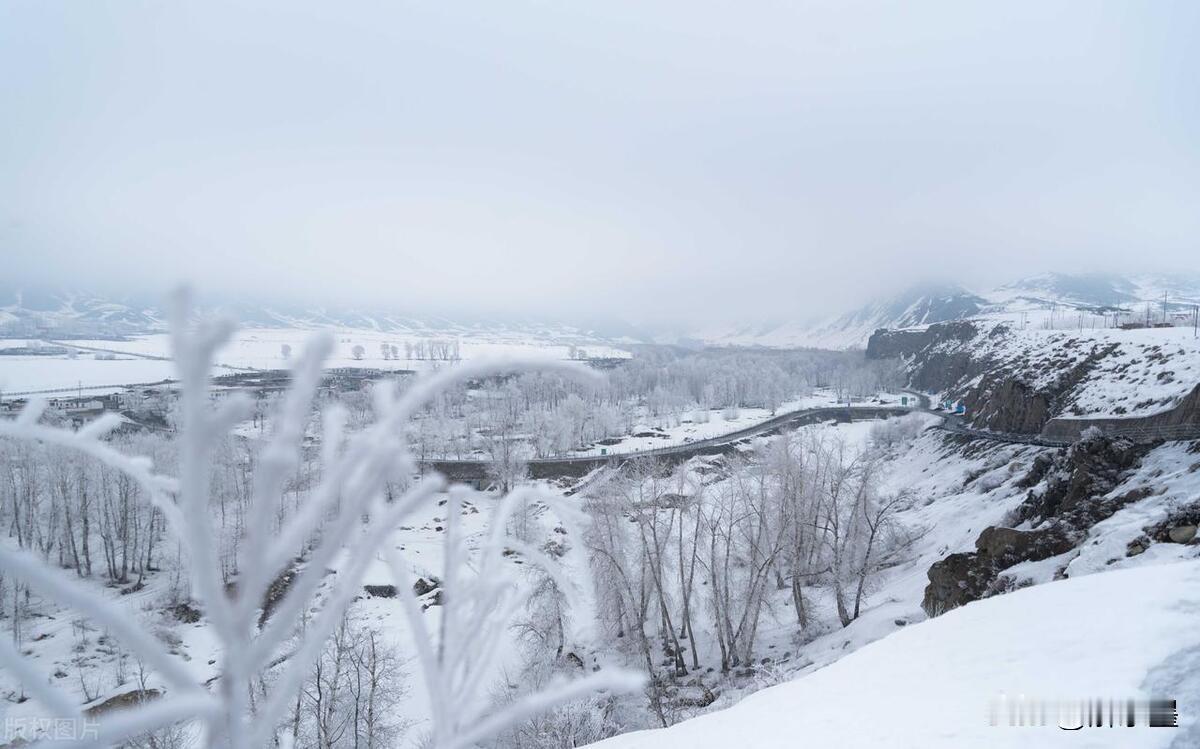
0,328,631,395
60,329,630,371
0,356,178,395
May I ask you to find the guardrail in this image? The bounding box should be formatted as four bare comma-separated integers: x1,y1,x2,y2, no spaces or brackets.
936,423,1071,448
1084,422,1200,443
935,417,1200,447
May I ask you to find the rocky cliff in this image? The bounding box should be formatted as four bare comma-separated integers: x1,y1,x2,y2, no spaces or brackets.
867,320,1200,437
922,433,1156,616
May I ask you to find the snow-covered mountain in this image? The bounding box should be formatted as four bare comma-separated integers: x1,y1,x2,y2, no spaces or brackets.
692,283,987,350
996,271,1200,309
695,272,1200,350
7,272,1200,350
0,286,162,338
0,285,632,346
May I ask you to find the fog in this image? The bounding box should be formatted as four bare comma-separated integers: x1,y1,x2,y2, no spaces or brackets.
2,1,1197,324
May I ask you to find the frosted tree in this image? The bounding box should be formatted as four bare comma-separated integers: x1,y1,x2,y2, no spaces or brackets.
0,288,639,748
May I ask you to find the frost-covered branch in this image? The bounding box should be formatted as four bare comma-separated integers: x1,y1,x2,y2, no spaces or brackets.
0,287,637,748
383,485,643,749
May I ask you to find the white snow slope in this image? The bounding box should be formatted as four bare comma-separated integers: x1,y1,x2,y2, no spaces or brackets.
696,272,1200,350
594,560,1200,749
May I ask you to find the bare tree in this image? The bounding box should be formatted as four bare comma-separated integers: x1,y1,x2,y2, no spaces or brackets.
0,290,639,748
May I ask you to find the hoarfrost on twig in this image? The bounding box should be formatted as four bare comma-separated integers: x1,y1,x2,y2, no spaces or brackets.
0,287,639,748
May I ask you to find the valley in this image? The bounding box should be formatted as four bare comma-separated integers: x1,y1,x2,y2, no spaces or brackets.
3,289,1199,746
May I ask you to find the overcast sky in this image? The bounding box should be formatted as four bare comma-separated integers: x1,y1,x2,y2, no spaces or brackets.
2,1,1197,324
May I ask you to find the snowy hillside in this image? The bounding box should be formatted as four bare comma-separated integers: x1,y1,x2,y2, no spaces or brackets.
0,287,161,338
594,560,1200,749
693,283,986,349
868,317,1200,441
960,324,1200,420
696,272,1200,350
4,352,1199,746
571,416,1200,746
0,285,636,347
9,272,1200,353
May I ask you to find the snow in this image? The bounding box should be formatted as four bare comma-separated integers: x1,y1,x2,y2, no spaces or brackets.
61,329,630,372
692,273,1200,351
653,419,1199,735
1064,441,1200,578
566,390,908,457
6,308,1197,748
0,304,639,748
924,321,1200,420
593,561,1200,749
0,328,629,395
593,420,1200,749
0,356,177,394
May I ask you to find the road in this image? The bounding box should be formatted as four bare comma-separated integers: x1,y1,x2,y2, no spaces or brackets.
905,389,1200,447
903,389,1072,447
425,402,914,481
935,415,1072,447
43,339,171,361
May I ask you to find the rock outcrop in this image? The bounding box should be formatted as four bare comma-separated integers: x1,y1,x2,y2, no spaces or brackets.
922,526,1073,616
961,376,1052,435
923,433,1151,617
866,322,985,395
1013,432,1149,530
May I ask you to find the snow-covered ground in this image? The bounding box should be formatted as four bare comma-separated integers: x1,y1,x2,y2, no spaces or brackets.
0,328,630,394
693,272,1200,351
929,322,1200,420
572,415,1200,743
687,427,1050,700
594,560,1200,749
5,407,1196,747
59,330,630,371
565,390,908,457
583,409,1200,748
0,356,178,394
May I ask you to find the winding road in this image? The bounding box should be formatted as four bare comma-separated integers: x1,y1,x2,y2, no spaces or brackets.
428,388,1200,484
424,402,916,481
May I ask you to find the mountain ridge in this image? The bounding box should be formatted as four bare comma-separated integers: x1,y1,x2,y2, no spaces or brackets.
5,272,1199,349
